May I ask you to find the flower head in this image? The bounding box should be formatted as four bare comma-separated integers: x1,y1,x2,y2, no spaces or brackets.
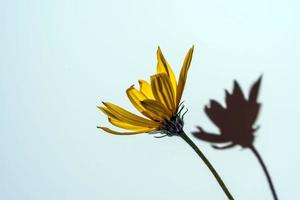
98,47,194,136
192,76,262,148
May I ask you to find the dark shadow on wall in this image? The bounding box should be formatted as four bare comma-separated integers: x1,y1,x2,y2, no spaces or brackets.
192,76,279,200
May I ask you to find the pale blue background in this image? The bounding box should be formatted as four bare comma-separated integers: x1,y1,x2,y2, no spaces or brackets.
0,0,299,199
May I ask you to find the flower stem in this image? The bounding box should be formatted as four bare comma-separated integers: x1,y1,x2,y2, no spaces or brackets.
180,131,234,200
249,145,278,200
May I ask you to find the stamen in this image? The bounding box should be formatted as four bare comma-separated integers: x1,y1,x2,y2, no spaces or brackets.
177,104,185,115
182,108,188,119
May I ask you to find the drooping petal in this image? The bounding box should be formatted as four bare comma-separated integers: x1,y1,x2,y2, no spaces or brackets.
108,117,149,130
151,73,176,113
98,126,155,135
157,47,177,94
98,106,117,119
102,102,160,128
141,99,172,120
126,86,162,121
138,80,154,99
176,46,194,107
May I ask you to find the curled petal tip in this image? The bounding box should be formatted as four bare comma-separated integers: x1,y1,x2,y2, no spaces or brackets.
126,85,135,92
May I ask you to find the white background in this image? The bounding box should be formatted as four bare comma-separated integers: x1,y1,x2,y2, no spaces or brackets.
0,0,299,199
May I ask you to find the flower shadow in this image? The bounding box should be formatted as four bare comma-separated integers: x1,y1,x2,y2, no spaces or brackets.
192,75,279,200
193,75,262,149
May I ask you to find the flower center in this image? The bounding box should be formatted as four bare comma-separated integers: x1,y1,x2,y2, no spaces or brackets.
160,110,186,137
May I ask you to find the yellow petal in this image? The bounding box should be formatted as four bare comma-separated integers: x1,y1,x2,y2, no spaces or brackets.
108,117,149,130
157,47,177,94
103,102,159,128
98,126,156,135
126,85,147,113
141,99,172,120
151,73,176,113
138,80,154,99
176,46,194,107
126,86,162,121
98,106,117,119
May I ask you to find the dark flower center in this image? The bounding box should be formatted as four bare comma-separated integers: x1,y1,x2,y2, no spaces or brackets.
161,114,184,136
158,104,188,137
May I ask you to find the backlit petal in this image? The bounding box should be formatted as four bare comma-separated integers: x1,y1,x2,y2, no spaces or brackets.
176,46,194,107
98,126,155,135
108,117,149,130
157,47,177,94
126,86,162,121
141,99,172,120
126,85,147,112
103,102,159,128
98,106,117,119
138,80,154,99
151,73,176,113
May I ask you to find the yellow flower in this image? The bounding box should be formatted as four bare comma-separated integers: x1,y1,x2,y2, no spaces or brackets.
98,46,194,136
96,46,235,200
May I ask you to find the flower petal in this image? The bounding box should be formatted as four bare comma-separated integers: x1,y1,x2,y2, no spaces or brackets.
138,80,154,99
157,47,177,94
102,102,160,128
98,106,117,119
151,73,176,113
141,99,172,120
126,85,147,112
126,86,162,121
98,126,155,135
176,46,194,107
108,117,149,130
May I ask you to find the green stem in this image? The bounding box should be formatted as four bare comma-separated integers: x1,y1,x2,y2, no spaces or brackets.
180,131,234,200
